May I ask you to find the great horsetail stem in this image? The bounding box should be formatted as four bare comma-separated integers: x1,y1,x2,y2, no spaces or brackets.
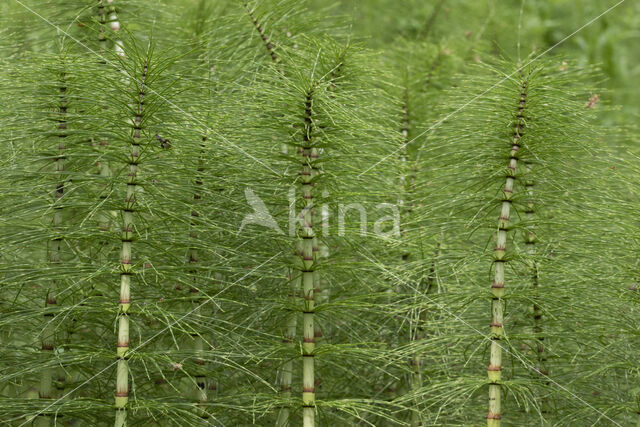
115,59,148,427
299,87,317,427
487,77,528,427
241,0,279,64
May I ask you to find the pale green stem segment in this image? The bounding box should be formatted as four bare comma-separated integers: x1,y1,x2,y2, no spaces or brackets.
487,79,528,427
115,61,148,427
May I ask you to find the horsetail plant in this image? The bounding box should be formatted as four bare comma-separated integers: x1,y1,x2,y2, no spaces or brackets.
298,83,318,427
1,1,635,426
114,51,149,427
486,73,528,427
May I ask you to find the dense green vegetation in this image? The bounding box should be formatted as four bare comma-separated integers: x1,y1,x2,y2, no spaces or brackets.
0,0,638,425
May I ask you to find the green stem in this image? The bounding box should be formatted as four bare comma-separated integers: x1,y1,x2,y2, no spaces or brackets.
487,78,528,427
299,89,317,427
241,0,279,64
115,60,148,427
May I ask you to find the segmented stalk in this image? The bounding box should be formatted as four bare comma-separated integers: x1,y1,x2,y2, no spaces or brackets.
299,88,317,427
115,61,148,427
487,78,528,426
242,0,279,63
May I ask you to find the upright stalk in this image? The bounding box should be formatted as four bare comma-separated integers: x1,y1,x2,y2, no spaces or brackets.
241,0,279,64
115,60,148,427
299,88,317,427
487,78,528,427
